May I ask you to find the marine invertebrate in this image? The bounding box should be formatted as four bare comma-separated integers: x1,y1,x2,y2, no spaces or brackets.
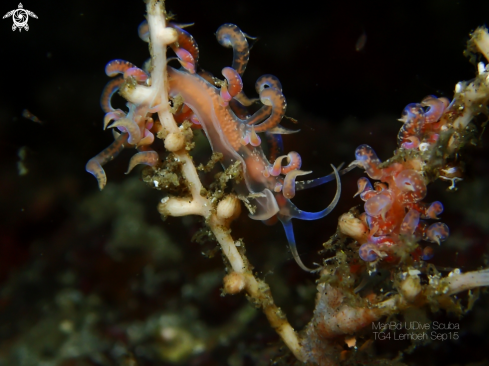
86,1,347,273
300,26,489,366
347,63,489,264
85,1,489,363
86,0,333,359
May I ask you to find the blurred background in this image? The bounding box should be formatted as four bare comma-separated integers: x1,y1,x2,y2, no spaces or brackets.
1,0,489,365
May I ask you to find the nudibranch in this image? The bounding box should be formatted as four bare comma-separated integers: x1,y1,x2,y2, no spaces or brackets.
348,95,454,264
86,20,348,272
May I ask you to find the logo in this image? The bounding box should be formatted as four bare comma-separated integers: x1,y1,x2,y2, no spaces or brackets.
3,3,37,31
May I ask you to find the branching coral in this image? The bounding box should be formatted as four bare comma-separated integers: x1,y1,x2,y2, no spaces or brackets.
86,1,489,363
86,0,308,360
300,27,489,366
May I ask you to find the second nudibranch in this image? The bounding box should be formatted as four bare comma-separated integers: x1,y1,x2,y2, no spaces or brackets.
86,21,346,272
349,95,452,264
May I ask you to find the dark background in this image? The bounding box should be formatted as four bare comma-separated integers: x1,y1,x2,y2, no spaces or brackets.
1,0,489,365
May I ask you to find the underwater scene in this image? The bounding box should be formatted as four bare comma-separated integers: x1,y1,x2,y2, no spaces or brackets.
1,0,489,365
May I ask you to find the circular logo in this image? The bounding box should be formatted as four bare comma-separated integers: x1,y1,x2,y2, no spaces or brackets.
3,3,38,32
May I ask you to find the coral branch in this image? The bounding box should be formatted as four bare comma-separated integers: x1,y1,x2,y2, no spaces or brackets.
86,2,489,364
300,24,489,366
144,0,304,360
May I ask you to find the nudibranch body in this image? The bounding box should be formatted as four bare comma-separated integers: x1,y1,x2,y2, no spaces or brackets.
86,21,345,272
349,95,456,263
